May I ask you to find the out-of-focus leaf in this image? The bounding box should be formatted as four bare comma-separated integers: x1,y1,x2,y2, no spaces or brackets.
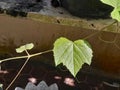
15,81,58,90
111,7,120,21
100,0,120,8
0,84,3,90
100,0,120,21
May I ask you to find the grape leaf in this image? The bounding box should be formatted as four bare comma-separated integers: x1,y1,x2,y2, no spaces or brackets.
25,43,34,50
100,0,120,8
0,84,3,87
16,43,34,53
100,0,120,21
16,46,26,53
53,37,93,77
111,7,120,21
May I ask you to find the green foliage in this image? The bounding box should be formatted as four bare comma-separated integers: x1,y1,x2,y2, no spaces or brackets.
53,37,93,77
0,84,3,90
16,43,34,53
101,0,120,7
101,0,120,21
111,7,120,21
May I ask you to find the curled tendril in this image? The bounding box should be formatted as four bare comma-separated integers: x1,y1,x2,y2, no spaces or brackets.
98,33,118,44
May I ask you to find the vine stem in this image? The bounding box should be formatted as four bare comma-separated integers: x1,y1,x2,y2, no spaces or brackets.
98,21,119,44
83,20,117,40
5,57,30,90
0,49,52,63
2,49,52,90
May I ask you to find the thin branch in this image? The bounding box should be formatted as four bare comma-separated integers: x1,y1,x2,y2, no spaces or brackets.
0,49,52,63
98,21,119,44
0,55,28,63
5,49,52,90
30,49,53,57
5,57,30,90
98,35,118,44
83,20,117,40
25,49,30,56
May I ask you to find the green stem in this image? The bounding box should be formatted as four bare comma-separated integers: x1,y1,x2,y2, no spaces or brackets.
0,49,52,63
30,49,52,57
5,57,30,90
4,49,52,90
0,55,28,63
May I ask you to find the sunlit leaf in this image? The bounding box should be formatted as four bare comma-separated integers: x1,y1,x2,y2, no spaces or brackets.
16,43,34,53
53,37,93,77
100,0,120,21
111,8,120,21
25,43,34,50
16,46,25,53
100,0,120,8
0,84,3,89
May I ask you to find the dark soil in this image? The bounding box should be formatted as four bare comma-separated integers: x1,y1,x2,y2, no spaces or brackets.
0,53,119,90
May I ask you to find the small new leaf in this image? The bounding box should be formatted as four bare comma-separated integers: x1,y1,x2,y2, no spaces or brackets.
16,43,34,53
16,46,25,53
25,43,34,50
53,37,93,77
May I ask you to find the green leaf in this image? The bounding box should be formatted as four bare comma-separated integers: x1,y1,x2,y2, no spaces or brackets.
25,43,34,50
16,43,34,53
111,8,120,21
53,37,93,77
0,84,3,89
100,0,120,21
100,0,120,8
16,46,25,53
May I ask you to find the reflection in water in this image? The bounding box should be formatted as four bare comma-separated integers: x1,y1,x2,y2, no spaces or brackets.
0,70,8,74
28,77,37,84
64,77,75,87
54,76,62,80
